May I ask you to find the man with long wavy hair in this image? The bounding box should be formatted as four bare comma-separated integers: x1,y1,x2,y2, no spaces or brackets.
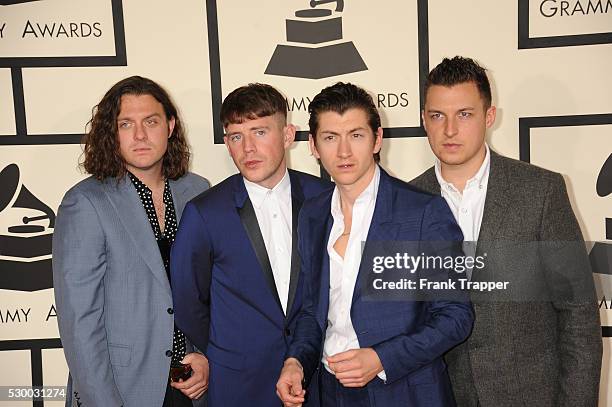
53,76,210,407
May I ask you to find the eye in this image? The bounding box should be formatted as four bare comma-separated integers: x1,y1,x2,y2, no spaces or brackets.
458,111,472,118
429,113,442,120
145,118,159,127
352,133,363,138
255,129,266,137
323,134,335,141
229,134,242,142
118,121,132,129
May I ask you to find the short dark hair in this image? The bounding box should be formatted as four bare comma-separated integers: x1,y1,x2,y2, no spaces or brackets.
220,83,288,127
424,56,492,108
308,82,381,163
82,76,190,180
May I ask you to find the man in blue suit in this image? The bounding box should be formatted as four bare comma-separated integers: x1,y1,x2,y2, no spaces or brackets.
276,82,474,407
170,83,331,406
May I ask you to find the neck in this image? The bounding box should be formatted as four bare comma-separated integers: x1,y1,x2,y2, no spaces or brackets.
440,145,486,193
128,166,165,191
337,163,376,210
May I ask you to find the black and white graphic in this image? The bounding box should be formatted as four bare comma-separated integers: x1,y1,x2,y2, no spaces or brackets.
0,164,54,291
206,0,430,143
519,113,612,337
518,0,612,48
0,0,126,146
265,0,367,79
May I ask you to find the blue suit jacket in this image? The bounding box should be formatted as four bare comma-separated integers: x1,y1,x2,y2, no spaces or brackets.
287,168,474,406
171,170,331,406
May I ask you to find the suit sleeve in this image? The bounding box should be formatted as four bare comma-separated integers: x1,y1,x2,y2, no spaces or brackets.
372,196,475,384
540,173,602,406
286,208,324,385
170,201,213,353
52,188,123,407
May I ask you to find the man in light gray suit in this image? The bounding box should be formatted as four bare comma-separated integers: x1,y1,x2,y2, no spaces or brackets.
53,76,209,407
411,57,602,406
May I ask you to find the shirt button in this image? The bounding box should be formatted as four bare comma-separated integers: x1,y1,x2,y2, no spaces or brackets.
165,350,173,357
167,308,174,314
284,328,291,336
273,213,278,218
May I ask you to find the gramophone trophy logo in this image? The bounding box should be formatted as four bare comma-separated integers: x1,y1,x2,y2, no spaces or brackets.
0,163,55,291
207,0,429,143
265,0,367,79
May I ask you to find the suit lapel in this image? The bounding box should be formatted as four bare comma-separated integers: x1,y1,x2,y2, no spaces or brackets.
286,171,304,318
169,177,190,222
317,211,334,330
352,169,400,305
103,176,171,297
234,178,284,314
478,151,511,244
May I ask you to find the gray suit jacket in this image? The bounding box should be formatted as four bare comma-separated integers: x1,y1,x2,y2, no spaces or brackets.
411,150,602,407
53,173,209,407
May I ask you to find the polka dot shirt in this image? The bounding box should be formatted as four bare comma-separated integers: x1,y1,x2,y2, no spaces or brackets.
128,172,186,365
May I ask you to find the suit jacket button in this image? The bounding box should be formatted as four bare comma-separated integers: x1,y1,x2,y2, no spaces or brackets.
166,350,173,357
284,328,291,336
167,308,174,314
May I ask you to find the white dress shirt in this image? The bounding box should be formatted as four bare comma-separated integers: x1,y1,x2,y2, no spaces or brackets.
243,170,293,315
435,144,490,277
323,166,387,380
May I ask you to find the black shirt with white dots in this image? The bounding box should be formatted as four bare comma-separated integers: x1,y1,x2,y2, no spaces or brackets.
128,172,186,366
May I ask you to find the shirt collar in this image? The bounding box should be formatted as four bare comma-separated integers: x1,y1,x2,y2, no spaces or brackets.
331,165,380,218
243,168,291,209
434,143,490,192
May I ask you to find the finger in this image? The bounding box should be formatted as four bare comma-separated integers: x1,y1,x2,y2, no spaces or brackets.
334,369,363,380
192,388,207,400
327,349,357,363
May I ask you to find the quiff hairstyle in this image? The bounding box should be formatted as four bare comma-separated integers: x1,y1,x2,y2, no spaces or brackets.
308,82,381,163
220,83,288,127
81,75,190,180
424,56,492,108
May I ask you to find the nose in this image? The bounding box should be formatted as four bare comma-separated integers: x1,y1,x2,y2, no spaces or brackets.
134,123,147,141
444,117,458,137
242,134,256,153
337,136,352,158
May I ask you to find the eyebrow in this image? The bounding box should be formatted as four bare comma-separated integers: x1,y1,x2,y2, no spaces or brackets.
319,126,368,136
117,113,162,121
425,107,476,113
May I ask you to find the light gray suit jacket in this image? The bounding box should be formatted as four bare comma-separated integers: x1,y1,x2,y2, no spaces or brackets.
53,173,209,407
411,150,602,407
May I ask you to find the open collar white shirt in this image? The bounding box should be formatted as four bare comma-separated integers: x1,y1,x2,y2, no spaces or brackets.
323,165,386,379
243,170,293,315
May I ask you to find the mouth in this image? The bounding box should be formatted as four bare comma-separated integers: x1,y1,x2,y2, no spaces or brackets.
243,160,262,169
336,163,355,170
132,147,151,153
442,143,461,150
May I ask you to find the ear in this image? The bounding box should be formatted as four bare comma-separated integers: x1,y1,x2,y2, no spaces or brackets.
283,124,296,148
485,106,496,129
223,134,232,154
373,127,383,154
421,110,427,132
308,134,320,159
168,116,176,138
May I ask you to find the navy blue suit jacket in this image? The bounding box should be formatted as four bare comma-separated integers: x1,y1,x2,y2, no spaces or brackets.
287,168,474,406
171,170,331,406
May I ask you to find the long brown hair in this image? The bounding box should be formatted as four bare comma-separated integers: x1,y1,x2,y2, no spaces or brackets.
82,76,190,180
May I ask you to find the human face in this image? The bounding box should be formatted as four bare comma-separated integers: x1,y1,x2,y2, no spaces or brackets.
117,94,175,180
224,113,295,189
309,108,382,194
423,82,495,176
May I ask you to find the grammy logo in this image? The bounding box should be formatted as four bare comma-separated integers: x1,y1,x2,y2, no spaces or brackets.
590,153,612,303
0,0,42,5
0,163,55,291
265,0,367,79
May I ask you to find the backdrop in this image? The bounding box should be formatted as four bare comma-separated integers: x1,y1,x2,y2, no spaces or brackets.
0,1,610,406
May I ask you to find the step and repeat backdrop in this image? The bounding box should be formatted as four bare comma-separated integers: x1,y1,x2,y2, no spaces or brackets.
0,0,610,405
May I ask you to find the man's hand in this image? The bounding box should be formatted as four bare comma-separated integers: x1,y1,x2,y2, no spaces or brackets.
276,358,306,407
170,352,209,400
327,348,383,387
